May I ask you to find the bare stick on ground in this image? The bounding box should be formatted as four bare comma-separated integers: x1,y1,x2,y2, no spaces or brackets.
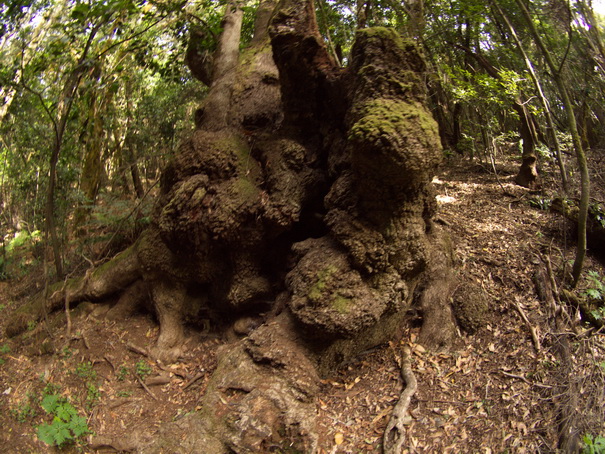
512,297,541,353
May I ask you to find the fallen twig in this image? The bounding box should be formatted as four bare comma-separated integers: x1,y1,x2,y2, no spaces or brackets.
383,346,417,454
499,370,552,389
501,370,531,384
512,298,541,352
136,375,157,400
183,371,205,390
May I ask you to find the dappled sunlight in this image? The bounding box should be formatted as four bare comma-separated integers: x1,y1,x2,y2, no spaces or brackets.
475,222,510,234
436,194,457,204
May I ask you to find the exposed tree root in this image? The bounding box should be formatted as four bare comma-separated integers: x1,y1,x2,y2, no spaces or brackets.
534,255,581,452
561,289,604,329
418,227,458,350
383,346,417,454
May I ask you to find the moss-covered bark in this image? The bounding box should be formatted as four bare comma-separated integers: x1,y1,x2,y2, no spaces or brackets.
8,0,455,449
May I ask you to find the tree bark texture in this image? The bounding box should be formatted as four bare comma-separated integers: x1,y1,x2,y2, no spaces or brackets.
9,0,451,449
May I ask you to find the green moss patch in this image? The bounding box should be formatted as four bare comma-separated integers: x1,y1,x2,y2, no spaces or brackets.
349,99,438,147
308,265,338,302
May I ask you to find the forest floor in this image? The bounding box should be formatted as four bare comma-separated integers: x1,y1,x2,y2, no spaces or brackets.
1,155,604,453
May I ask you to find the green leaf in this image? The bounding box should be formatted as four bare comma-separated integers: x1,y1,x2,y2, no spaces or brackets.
36,424,56,445
55,403,77,421
54,424,71,446
586,288,603,300
71,415,89,437
41,394,60,413
591,310,604,320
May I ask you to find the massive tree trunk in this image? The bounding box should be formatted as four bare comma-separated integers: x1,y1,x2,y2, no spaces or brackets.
7,0,453,449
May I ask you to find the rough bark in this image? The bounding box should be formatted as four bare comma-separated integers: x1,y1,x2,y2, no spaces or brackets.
512,100,540,189
8,0,454,449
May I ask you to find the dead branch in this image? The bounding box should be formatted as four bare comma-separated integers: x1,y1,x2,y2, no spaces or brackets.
512,298,541,352
383,346,417,454
501,370,532,385
183,371,205,390
136,375,157,400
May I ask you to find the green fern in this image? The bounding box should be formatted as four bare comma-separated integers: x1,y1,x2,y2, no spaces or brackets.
36,394,89,447
582,434,605,454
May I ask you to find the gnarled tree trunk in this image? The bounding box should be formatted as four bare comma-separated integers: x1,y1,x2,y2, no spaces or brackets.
7,0,455,449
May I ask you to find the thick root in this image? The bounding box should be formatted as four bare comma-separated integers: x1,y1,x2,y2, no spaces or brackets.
5,245,141,338
383,346,417,454
149,279,187,363
418,227,458,350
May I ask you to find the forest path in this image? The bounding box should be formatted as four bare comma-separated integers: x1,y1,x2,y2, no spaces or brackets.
314,156,605,453
1,156,604,453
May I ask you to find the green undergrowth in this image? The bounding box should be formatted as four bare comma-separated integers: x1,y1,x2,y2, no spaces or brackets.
36,393,89,448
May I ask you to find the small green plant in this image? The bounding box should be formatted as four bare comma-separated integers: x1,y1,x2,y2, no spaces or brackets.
135,360,152,380
85,382,100,410
27,320,37,331
0,343,10,366
116,365,129,381
116,390,132,398
585,271,605,301
61,346,73,358
74,361,96,380
0,303,6,311
11,394,37,423
43,381,61,397
36,394,89,447
582,434,605,454
541,359,560,369
529,196,551,210
591,307,605,321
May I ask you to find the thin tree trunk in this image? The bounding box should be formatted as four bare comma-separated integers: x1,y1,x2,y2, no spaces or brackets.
493,1,568,192
128,143,145,199
513,0,589,287
45,23,102,278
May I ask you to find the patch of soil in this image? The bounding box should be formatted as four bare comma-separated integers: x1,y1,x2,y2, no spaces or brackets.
0,293,222,453
1,155,604,453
